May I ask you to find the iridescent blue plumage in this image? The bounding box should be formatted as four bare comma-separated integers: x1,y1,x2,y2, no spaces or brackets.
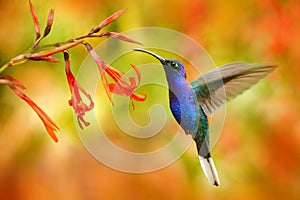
134,48,276,186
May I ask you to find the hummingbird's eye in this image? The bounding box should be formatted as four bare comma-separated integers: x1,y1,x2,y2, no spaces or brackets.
170,61,177,67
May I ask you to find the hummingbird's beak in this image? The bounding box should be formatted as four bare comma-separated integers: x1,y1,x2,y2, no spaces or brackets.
134,48,166,65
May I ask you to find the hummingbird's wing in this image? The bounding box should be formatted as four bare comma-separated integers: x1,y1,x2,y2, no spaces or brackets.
191,62,276,116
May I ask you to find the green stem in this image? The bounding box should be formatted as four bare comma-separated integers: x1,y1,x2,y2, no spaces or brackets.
0,63,10,74
0,33,102,75
37,33,102,49
33,35,45,48
0,55,28,75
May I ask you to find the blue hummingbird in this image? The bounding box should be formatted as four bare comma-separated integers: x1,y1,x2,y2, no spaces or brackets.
134,48,276,186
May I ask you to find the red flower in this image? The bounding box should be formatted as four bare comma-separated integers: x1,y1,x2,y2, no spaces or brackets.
27,41,83,62
88,9,128,35
1,2,146,141
43,8,54,37
63,51,94,129
0,76,59,142
29,0,41,40
84,43,146,109
107,64,147,109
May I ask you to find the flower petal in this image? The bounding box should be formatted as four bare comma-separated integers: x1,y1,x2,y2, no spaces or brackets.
43,9,55,37
84,43,114,102
28,40,83,60
1,76,59,142
131,92,147,102
64,51,94,129
106,64,147,108
89,9,127,34
29,0,41,40
130,64,142,85
84,43,147,107
0,76,26,89
29,56,59,62
14,88,59,142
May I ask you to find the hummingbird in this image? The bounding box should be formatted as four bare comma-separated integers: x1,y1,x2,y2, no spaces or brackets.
134,48,276,186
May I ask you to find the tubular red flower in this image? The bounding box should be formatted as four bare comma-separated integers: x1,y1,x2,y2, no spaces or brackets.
28,56,59,62
84,43,113,101
89,9,127,34
27,41,83,60
29,0,41,40
107,64,147,109
0,76,59,142
43,9,55,37
63,52,94,129
84,43,146,109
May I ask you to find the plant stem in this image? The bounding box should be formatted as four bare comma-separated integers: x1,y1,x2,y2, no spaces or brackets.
0,63,10,74
0,32,108,75
0,55,28,75
38,33,106,49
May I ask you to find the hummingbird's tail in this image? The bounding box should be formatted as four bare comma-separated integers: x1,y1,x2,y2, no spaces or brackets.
199,155,220,186
196,137,220,186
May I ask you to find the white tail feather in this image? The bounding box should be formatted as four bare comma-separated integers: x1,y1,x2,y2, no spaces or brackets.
199,156,220,186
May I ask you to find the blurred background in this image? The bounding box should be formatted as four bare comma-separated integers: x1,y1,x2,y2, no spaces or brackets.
0,0,300,199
